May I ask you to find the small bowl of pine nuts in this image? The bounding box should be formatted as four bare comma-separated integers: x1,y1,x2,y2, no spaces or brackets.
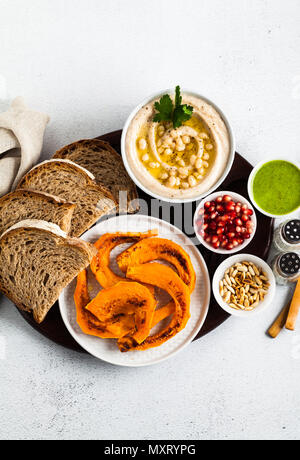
212,254,276,317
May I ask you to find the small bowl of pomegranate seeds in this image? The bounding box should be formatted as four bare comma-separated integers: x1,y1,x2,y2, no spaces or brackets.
194,191,257,254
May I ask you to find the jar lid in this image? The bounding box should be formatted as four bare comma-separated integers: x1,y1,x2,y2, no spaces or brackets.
279,252,300,276
283,220,300,244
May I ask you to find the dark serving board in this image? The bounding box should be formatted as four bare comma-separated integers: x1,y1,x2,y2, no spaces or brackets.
17,130,274,352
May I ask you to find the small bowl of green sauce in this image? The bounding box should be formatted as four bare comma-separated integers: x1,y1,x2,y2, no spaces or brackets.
248,159,300,217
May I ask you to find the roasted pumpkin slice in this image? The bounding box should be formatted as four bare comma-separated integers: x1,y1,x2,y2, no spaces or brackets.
90,230,158,289
74,270,135,339
118,263,191,352
86,281,157,344
117,238,196,292
152,301,175,327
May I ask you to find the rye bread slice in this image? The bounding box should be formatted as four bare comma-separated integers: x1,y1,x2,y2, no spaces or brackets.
0,189,75,236
0,220,97,323
17,159,116,237
53,139,139,214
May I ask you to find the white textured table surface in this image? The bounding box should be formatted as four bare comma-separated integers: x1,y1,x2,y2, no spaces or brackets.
0,0,299,440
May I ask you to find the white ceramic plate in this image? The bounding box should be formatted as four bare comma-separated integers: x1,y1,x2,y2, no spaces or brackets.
212,253,276,318
59,214,211,367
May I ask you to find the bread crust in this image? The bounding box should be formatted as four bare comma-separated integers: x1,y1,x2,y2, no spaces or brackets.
0,189,76,234
0,224,97,323
53,139,139,213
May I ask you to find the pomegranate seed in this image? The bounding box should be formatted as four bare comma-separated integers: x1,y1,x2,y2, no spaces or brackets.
221,239,228,248
227,232,235,239
235,205,241,214
246,220,253,229
244,232,251,239
226,202,235,212
213,241,220,249
208,205,216,213
234,218,243,226
203,223,208,230
232,238,239,247
241,214,249,222
228,211,237,220
235,226,242,233
209,222,217,230
237,237,244,244
205,235,211,243
216,196,223,203
216,204,224,213
210,212,218,220
241,204,248,210
244,208,253,216
211,235,219,244
217,227,225,235
222,195,232,202
226,242,234,250
204,201,211,209
217,220,225,227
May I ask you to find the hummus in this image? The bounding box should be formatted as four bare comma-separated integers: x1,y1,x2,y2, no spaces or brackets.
125,93,232,200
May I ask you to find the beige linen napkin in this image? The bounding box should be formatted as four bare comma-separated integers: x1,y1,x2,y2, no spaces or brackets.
0,97,49,197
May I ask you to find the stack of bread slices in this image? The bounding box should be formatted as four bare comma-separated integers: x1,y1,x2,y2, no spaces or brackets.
0,139,139,323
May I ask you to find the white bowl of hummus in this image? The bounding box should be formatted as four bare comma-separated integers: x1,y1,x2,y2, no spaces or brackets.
121,88,235,203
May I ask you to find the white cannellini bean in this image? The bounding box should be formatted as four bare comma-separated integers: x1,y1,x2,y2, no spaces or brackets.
190,155,196,166
139,138,147,150
175,177,181,186
182,181,190,189
168,176,176,187
160,172,169,180
142,154,149,162
178,167,189,177
203,153,210,160
176,143,185,152
182,135,191,144
206,144,213,150
188,175,197,187
199,132,209,140
195,158,203,169
158,126,165,136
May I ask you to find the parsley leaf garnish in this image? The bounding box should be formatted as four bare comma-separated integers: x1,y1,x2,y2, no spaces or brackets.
153,86,193,129
153,95,173,122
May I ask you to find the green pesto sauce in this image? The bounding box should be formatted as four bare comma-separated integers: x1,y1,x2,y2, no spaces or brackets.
253,160,300,215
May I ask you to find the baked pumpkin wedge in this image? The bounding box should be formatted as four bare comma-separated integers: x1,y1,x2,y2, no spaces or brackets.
118,263,191,352
86,281,157,344
90,230,158,289
117,237,196,292
74,270,136,339
152,301,175,327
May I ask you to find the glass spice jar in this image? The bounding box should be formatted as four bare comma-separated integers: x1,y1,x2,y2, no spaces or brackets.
274,219,300,252
271,252,300,286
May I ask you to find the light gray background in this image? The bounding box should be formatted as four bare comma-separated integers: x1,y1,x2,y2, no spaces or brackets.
0,0,299,440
